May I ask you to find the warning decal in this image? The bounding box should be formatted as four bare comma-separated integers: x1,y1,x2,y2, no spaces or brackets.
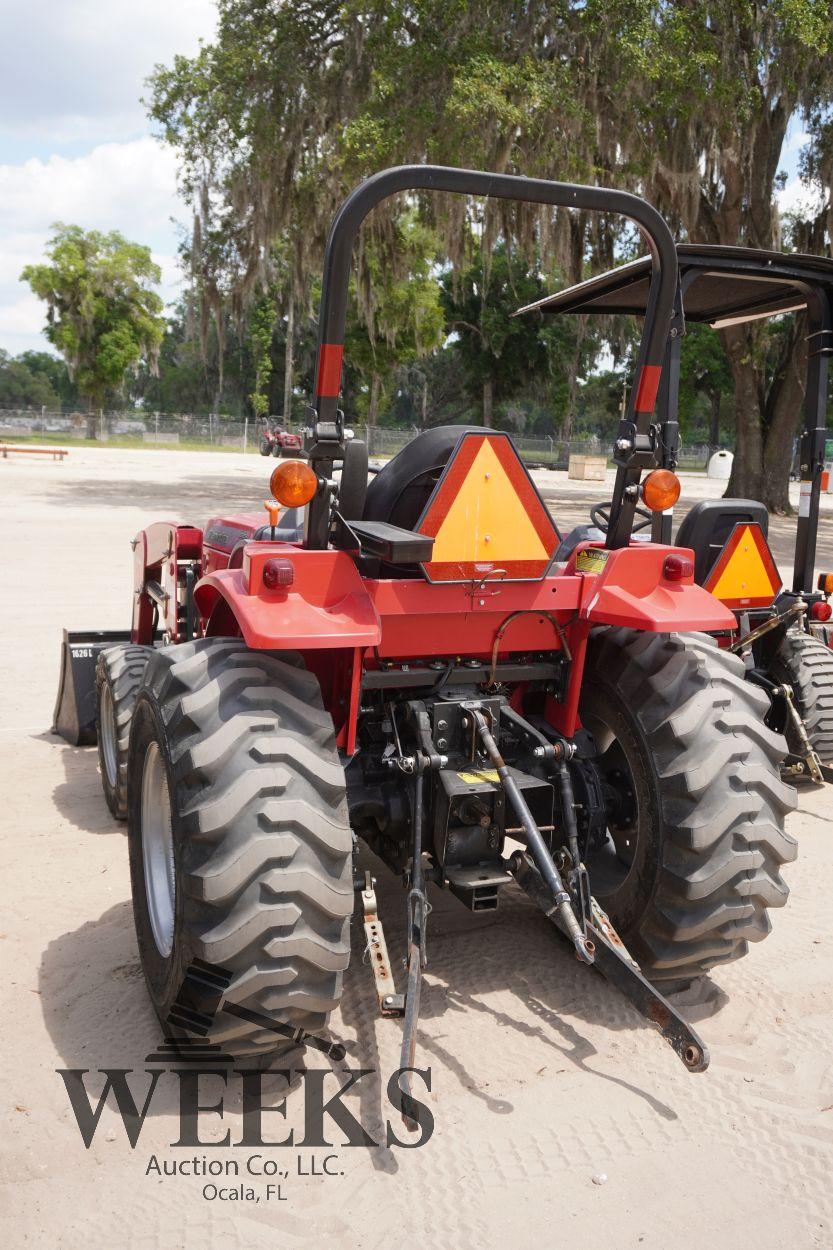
703,522,781,609
575,547,610,574
457,768,500,785
417,432,559,582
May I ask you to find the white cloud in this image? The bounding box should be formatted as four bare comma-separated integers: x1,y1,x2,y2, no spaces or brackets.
0,138,182,237
0,2,218,354
777,175,825,218
0,138,189,353
0,0,217,145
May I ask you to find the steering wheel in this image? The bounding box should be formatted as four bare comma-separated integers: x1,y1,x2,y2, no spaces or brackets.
590,502,654,534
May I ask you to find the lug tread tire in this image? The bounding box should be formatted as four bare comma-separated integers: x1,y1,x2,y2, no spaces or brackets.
95,644,154,819
771,629,833,762
128,639,352,1058
583,629,796,985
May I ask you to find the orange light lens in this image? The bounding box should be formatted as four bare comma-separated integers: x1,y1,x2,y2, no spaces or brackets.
641,469,681,512
270,459,318,508
818,572,833,595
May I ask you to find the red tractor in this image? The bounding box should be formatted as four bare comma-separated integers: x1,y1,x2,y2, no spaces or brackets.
258,414,303,456
521,244,833,783
54,168,796,1121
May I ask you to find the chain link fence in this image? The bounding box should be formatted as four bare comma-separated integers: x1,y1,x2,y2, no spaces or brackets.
0,405,714,471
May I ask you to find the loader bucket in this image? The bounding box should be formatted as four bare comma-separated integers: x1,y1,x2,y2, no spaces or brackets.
52,629,132,746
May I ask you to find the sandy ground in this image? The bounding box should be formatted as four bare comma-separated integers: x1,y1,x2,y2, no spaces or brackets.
1,445,832,1250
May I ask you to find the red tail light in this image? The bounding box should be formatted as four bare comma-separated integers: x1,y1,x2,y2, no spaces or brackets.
811,601,832,622
663,554,693,582
263,558,294,589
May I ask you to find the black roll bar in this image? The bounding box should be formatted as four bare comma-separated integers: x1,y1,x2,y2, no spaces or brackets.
306,164,677,548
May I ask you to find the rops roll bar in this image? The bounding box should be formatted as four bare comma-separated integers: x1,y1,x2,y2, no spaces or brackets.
306,164,678,549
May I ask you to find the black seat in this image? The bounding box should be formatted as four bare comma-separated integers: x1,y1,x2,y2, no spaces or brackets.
675,498,768,585
362,425,491,529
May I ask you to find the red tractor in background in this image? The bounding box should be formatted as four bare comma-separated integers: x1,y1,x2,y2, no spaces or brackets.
521,245,833,783
54,167,796,1122
258,414,303,457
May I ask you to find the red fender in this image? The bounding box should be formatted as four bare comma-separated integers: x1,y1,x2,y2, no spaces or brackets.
566,542,737,632
193,543,382,650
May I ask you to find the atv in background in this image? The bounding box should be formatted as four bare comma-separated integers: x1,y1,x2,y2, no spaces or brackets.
53,168,796,1125
258,414,303,457
522,244,833,783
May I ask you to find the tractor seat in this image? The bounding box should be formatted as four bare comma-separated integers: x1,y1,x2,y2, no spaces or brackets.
363,425,491,530
675,498,768,585
360,425,492,577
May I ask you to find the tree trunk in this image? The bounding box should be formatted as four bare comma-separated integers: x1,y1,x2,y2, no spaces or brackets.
482,377,493,427
368,372,382,425
420,373,428,431
720,324,764,500
708,391,721,452
283,288,294,421
762,321,806,514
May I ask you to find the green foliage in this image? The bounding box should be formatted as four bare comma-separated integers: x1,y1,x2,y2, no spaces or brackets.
140,0,833,502
248,289,278,417
21,225,164,409
0,350,56,408
440,244,580,428
0,349,75,409
678,324,733,439
345,215,445,421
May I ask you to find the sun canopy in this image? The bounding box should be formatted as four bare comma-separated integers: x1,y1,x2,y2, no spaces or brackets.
517,244,833,328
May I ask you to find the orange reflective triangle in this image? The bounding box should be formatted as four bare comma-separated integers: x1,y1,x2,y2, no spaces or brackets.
703,522,781,608
417,432,559,582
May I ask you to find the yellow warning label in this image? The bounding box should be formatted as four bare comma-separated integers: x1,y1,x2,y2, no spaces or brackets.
430,440,549,565
705,523,781,607
575,547,610,573
457,768,500,785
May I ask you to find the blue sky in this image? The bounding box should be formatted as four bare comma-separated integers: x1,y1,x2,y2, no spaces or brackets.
0,2,818,358
0,0,217,354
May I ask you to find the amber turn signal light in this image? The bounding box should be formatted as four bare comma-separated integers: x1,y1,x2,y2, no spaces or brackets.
641,469,681,512
817,572,833,595
270,459,318,508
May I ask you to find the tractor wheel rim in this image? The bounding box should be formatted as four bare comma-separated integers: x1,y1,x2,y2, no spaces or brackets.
100,684,118,789
580,706,639,893
141,741,176,958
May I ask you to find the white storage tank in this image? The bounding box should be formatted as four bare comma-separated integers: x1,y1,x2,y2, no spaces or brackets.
707,449,733,480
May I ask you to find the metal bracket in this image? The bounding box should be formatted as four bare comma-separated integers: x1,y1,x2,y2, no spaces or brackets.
730,600,805,653
612,420,659,469
361,873,405,1016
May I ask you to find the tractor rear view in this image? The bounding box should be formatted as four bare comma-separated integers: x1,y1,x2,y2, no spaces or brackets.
54,167,796,1124
522,245,833,785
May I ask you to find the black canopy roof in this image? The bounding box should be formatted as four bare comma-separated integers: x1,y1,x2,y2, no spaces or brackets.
517,244,833,326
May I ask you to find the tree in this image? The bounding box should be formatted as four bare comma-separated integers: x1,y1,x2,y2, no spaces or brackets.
17,351,76,407
597,1,833,507
441,245,579,429
343,217,445,423
0,350,59,409
21,225,165,430
678,324,733,449
150,2,833,504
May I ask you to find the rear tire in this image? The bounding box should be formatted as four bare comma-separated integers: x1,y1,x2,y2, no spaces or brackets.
95,644,153,819
126,639,353,1059
769,629,833,763
580,629,796,987
259,439,271,456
